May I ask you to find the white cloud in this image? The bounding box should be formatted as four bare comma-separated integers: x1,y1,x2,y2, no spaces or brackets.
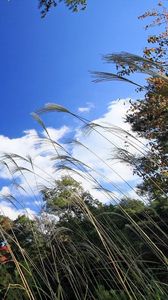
0,200,36,220
0,186,11,196
96,98,131,129
0,126,69,199
78,107,90,113
42,126,69,141
72,99,146,200
78,102,95,113
0,99,146,219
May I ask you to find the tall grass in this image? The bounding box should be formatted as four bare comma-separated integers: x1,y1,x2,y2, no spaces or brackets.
0,54,168,299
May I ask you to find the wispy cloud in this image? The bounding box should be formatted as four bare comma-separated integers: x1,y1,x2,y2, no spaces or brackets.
78,102,95,113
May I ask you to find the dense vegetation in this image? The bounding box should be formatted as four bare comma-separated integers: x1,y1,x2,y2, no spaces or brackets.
1,175,168,300
0,1,168,299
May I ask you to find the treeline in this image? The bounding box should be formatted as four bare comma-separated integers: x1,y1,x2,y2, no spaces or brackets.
0,175,168,299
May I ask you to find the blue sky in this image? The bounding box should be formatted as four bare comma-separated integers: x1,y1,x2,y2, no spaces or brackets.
0,0,159,219
0,0,157,135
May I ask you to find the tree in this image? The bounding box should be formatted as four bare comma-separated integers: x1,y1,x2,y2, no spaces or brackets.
139,1,168,64
42,175,101,219
38,0,87,17
93,1,168,204
125,76,168,200
124,2,168,202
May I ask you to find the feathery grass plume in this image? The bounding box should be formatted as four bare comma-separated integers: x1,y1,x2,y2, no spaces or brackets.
1,65,168,298
30,102,168,297
0,115,167,299
92,52,168,92
36,103,70,115
91,71,143,88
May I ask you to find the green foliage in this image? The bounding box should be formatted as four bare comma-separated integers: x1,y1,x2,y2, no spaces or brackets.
96,285,128,300
126,85,168,200
1,177,168,299
1,2,168,299
92,2,168,205
119,198,145,214
38,0,87,17
42,175,101,219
